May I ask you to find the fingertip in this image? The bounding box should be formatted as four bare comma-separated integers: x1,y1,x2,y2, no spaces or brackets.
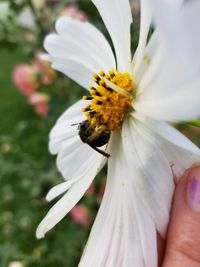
162,165,200,267
187,166,200,212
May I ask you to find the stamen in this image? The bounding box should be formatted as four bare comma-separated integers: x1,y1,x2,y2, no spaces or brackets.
82,70,134,132
99,70,105,76
93,74,100,84
101,76,132,97
82,107,91,112
82,96,93,100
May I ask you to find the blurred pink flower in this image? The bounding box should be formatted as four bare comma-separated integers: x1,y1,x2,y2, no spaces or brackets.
60,4,88,22
35,101,49,117
12,64,38,96
70,204,91,227
29,92,50,117
74,11,88,22
33,51,56,85
86,183,95,196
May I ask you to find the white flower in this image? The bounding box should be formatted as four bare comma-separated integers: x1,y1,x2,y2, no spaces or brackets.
18,8,36,29
0,2,35,29
36,0,200,266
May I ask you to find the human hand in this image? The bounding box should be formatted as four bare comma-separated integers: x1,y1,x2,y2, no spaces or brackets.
159,166,200,267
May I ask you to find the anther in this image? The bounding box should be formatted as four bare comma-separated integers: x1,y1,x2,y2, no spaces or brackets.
109,70,115,75
99,80,106,86
106,87,113,92
82,107,91,112
93,74,98,80
90,88,97,95
93,90,101,96
105,75,110,80
99,70,105,76
82,96,93,100
93,74,100,84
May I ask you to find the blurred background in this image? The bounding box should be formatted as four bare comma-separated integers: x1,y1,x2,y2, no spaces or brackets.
0,1,199,267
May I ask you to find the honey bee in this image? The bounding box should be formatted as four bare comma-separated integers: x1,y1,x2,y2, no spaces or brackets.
78,120,111,158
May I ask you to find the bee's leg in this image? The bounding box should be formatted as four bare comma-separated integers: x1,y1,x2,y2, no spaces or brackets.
71,122,80,126
88,144,110,158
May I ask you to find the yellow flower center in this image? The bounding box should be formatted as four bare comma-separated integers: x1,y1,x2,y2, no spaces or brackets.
82,70,134,134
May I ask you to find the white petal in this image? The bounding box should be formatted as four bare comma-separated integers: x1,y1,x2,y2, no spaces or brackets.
134,114,200,178
135,1,200,121
141,117,200,155
135,37,163,94
159,139,200,180
124,118,174,237
151,121,200,156
46,180,76,202
56,136,102,180
36,151,104,239
133,0,152,74
136,46,198,100
49,100,107,181
44,17,116,89
79,132,155,267
151,0,200,73
78,117,175,267
92,0,132,72
49,100,88,155
135,80,200,121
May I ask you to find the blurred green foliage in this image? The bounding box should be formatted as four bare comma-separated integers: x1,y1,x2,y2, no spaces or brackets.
0,46,91,267
0,1,199,267
0,1,109,266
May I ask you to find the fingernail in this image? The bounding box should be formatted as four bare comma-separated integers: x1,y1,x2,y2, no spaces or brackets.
187,167,200,212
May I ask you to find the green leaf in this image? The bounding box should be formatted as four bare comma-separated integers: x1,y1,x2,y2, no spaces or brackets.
186,120,200,127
